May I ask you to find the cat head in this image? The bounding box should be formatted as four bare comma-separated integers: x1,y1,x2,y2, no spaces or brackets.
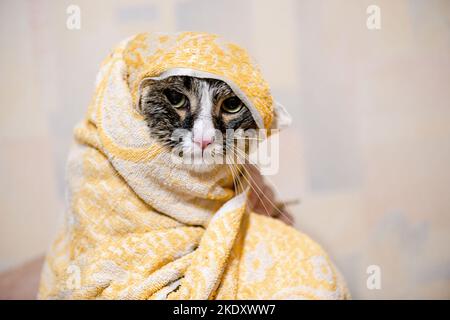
138,75,291,172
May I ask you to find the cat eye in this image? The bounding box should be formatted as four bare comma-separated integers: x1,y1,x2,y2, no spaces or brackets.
222,96,244,114
164,89,187,109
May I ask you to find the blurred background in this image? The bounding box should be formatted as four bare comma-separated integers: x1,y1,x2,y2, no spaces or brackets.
0,0,449,299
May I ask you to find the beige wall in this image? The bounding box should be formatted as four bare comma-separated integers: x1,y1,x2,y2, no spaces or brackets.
0,0,449,298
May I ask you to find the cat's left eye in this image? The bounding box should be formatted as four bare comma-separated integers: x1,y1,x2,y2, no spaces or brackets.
222,96,243,114
164,89,187,109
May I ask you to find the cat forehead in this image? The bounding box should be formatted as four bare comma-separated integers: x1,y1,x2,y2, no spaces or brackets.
142,76,234,97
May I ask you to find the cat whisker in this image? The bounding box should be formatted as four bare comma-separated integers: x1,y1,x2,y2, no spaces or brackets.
226,145,293,224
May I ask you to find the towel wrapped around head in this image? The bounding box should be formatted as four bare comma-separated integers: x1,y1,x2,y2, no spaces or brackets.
38,32,350,299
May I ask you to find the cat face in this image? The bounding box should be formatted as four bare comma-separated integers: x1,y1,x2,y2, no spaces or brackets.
139,76,257,169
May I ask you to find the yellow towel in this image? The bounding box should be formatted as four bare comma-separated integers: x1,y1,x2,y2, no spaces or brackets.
38,32,350,299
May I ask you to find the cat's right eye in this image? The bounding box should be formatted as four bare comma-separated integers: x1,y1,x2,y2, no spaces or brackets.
164,89,187,109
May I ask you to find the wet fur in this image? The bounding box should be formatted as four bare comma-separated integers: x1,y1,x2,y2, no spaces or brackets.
139,76,257,149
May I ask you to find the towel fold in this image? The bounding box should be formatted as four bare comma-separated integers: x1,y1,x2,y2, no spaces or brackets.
38,32,350,299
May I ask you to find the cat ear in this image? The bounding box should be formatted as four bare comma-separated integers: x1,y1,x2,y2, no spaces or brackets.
271,102,292,130
136,77,154,114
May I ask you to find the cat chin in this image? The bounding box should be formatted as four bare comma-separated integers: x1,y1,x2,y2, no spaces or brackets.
172,141,224,173
166,153,221,173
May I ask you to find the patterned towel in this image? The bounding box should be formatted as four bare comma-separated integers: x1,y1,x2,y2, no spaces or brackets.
38,32,350,299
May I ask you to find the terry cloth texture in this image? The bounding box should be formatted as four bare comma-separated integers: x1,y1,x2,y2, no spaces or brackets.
38,32,350,300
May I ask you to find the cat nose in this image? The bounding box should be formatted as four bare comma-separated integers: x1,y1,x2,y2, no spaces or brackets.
194,137,214,150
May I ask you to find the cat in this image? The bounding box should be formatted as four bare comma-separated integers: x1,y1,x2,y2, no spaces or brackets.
138,75,257,172
138,75,293,224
